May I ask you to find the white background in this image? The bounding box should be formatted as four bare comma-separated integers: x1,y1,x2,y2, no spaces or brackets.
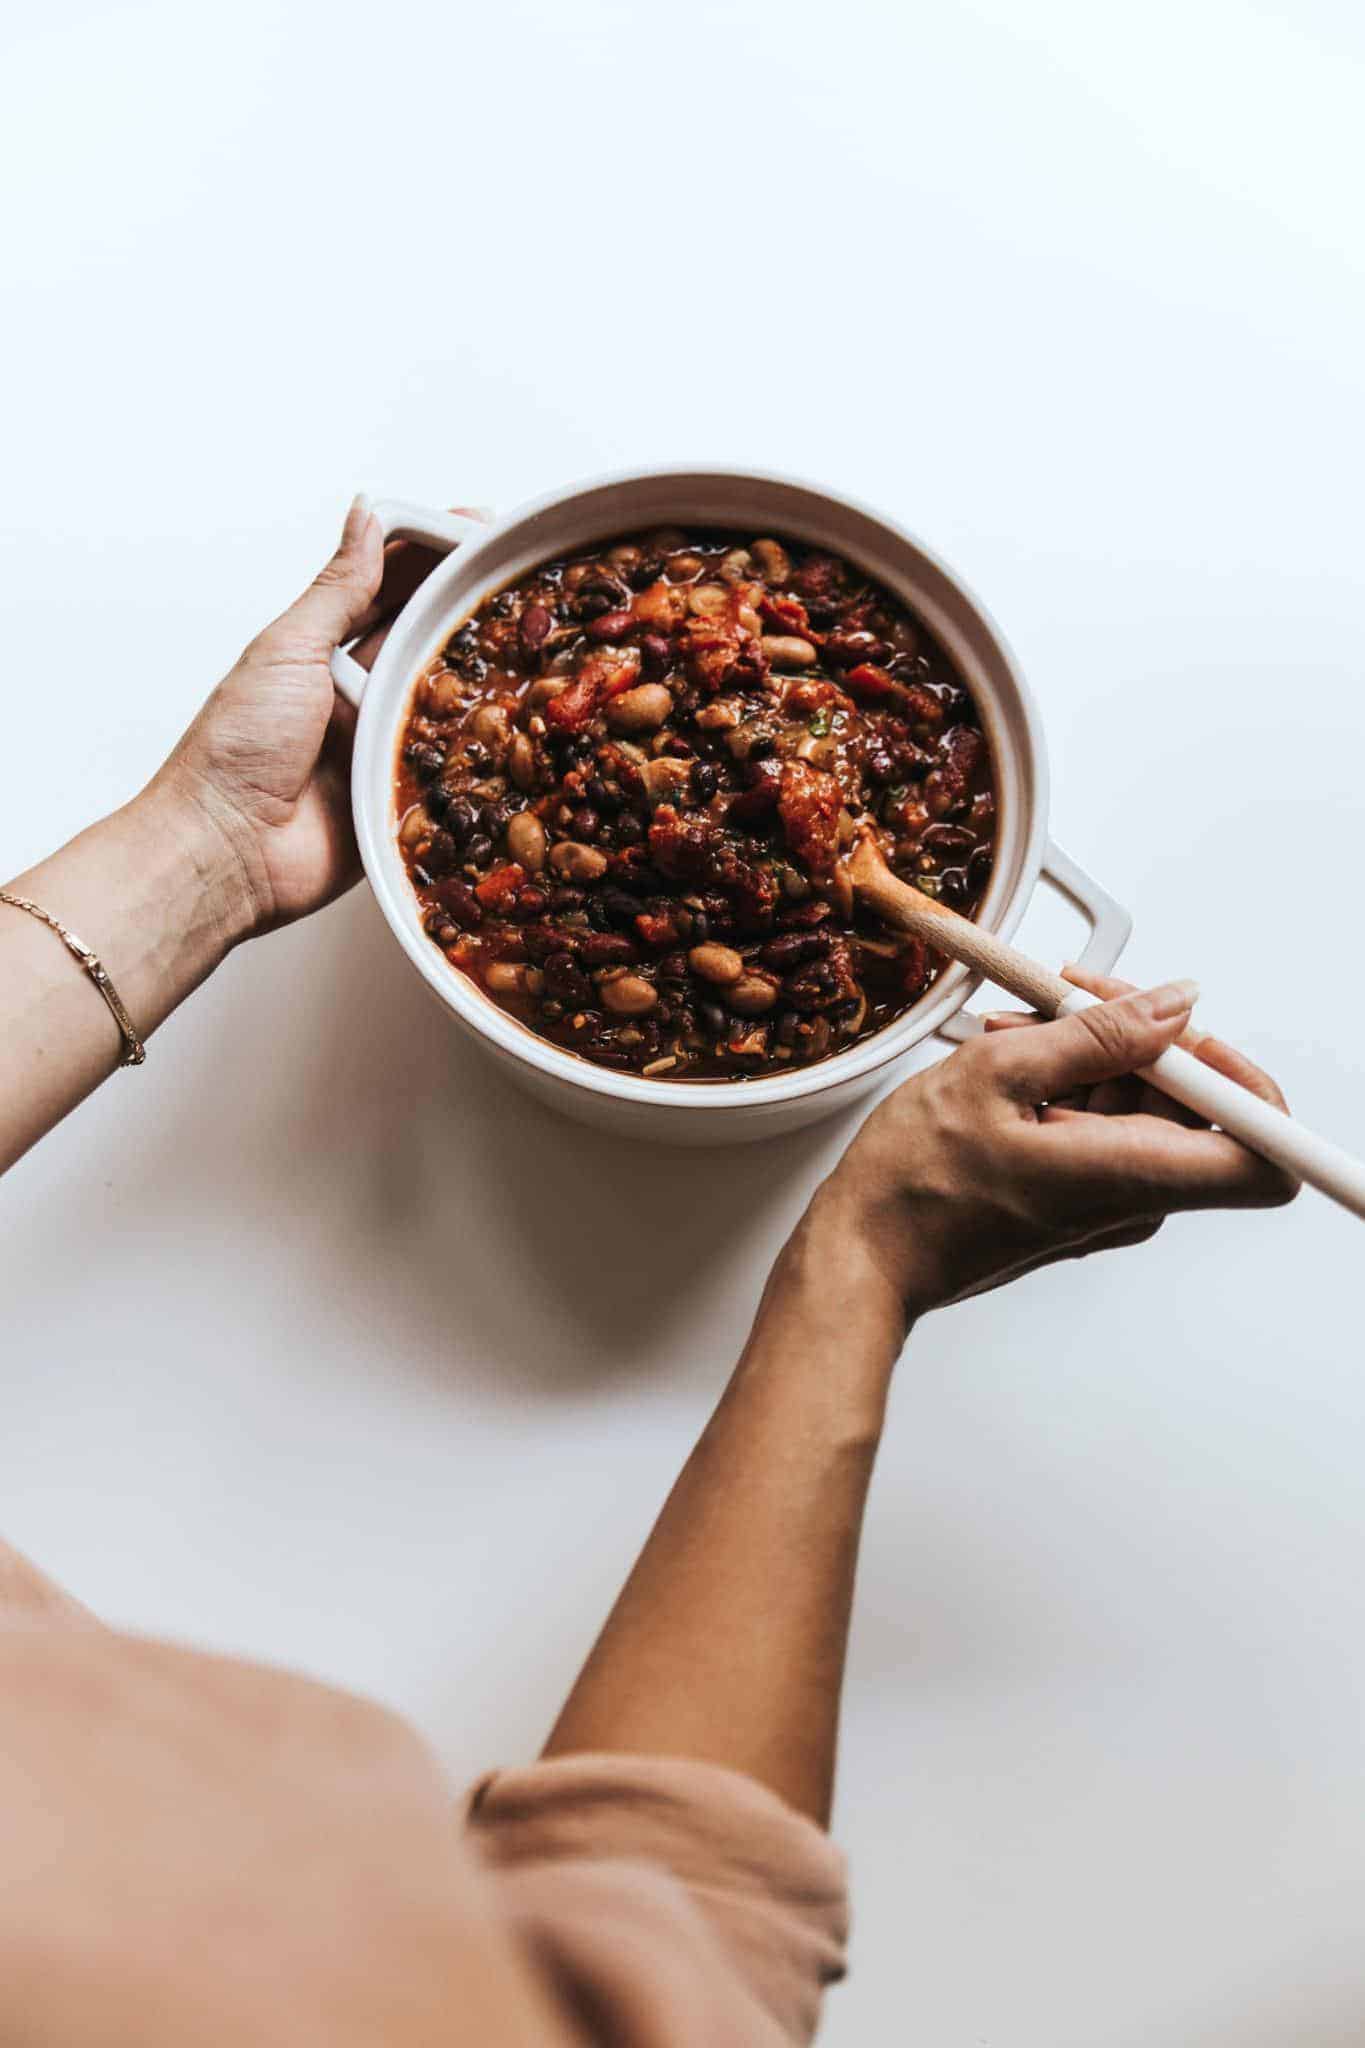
3,2,1364,2040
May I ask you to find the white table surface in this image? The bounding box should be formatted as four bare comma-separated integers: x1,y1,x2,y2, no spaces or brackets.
4,2,1365,2040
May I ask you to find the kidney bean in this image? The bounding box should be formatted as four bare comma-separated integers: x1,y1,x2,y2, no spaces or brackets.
922,822,976,854
759,931,825,971
585,608,635,644
578,931,637,967
692,760,720,802
519,603,553,655
775,898,831,930
428,877,483,928
640,633,673,677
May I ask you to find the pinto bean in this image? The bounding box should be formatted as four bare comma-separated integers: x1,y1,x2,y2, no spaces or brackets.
605,683,673,734
728,971,780,1016
468,702,512,751
507,731,537,791
760,635,817,669
751,538,791,586
484,961,543,997
506,811,547,872
688,943,744,985
424,672,465,717
549,840,608,883
599,972,658,1017
399,805,433,850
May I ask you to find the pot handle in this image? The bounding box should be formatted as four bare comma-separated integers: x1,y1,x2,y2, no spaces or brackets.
330,499,488,708
939,840,1132,1042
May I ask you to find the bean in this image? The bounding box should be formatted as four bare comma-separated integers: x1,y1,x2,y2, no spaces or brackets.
586,608,635,643
579,932,637,967
760,634,817,668
506,811,547,872
405,741,446,780
728,971,780,1016
446,795,477,844
695,697,743,731
485,961,538,996
665,550,705,580
469,701,511,748
606,682,673,734
424,672,465,718
922,823,976,854
526,676,571,710
519,602,553,655
422,829,458,876
466,833,494,867
751,538,791,586
544,952,592,1006
641,756,693,805
640,633,673,677
508,731,537,791
399,805,433,850
600,972,658,1017
549,841,609,883
720,547,753,583
698,999,727,1037
688,582,730,618
760,931,823,971
693,760,719,802
689,942,744,985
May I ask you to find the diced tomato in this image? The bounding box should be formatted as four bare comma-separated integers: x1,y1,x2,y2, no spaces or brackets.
544,678,600,731
758,591,812,637
635,910,681,948
844,662,899,704
475,862,526,910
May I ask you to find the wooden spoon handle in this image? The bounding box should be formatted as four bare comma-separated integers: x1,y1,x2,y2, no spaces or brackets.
845,834,1365,1223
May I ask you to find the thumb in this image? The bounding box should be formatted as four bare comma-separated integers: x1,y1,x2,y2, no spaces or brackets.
993,980,1201,1101
266,495,384,652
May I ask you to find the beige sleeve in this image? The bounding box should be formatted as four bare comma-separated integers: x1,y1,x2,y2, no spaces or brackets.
464,1753,848,2047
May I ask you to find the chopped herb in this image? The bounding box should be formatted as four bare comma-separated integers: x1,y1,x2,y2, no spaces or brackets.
912,874,941,899
808,708,832,737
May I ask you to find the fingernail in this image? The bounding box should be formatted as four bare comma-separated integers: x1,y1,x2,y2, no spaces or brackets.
1142,977,1200,1020
342,491,373,540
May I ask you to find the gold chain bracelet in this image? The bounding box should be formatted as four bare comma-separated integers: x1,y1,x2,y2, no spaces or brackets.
0,891,146,1067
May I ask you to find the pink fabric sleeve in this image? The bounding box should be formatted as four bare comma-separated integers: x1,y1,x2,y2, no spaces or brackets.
464,1753,848,2047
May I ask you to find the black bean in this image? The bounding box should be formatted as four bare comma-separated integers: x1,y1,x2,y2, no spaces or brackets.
746,734,776,761
405,741,446,780
691,910,710,943
602,888,642,929
571,806,600,840
477,799,505,838
614,813,644,845
776,1010,801,1047
550,886,586,912
940,867,969,907
586,894,613,931
693,760,719,802
698,1000,727,1037
865,749,896,784
422,830,458,877
446,796,476,844
466,834,494,867
544,952,591,1006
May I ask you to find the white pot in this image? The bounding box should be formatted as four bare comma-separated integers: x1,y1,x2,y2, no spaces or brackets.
336,467,1130,1143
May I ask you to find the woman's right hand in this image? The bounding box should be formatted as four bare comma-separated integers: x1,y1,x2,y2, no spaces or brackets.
816,973,1299,1326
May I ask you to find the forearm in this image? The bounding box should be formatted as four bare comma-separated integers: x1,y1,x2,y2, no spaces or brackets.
544,1177,908,1825
0,778,252,1174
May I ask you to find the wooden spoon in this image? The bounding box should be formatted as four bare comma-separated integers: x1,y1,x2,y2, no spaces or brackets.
844,833,1365,1222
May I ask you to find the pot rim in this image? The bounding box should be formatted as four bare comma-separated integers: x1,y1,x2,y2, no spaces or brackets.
351,464,1051,1111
